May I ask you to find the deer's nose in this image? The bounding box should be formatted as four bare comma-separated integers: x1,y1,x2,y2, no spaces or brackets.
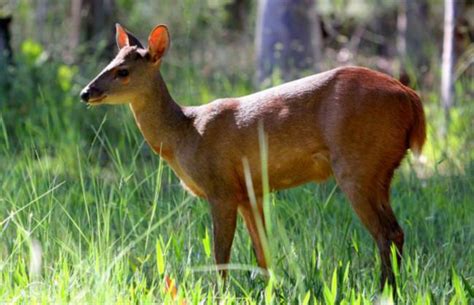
80,88,90,102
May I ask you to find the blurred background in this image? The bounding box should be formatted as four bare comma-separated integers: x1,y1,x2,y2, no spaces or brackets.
0,0,472,173
0,2,473,302
0,1,472,155
0,0,474,160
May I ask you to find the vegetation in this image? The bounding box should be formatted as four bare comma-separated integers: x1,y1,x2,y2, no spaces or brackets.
0,0,473,303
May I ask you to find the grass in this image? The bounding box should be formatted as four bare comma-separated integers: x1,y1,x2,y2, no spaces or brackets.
0,60,473,304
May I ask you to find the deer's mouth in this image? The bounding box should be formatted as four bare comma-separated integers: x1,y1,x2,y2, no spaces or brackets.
88,95,107,104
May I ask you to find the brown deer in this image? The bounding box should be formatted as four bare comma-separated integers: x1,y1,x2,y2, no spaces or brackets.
80,24,426,288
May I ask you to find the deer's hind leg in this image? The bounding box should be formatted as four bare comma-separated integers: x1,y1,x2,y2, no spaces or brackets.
331,155,404,288
239,199,268,270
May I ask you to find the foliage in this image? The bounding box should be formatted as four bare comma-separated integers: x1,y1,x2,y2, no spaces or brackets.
1,46,473,302
0,0,473,303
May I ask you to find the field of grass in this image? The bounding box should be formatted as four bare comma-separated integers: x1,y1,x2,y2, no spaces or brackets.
0,53,473,304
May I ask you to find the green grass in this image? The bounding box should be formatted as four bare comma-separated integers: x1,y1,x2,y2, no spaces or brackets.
0,65,473,304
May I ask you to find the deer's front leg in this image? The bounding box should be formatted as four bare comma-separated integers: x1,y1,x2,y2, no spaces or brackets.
209,199,238,279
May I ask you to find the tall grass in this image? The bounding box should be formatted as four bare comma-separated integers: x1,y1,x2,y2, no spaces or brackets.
0,43,473,304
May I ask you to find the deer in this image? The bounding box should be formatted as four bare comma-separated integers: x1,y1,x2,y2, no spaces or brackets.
80,24,426,289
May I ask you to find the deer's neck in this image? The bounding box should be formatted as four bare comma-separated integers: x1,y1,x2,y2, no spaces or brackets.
129,73,191,160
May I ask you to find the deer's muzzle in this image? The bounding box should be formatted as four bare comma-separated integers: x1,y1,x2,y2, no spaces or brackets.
80,85,105,104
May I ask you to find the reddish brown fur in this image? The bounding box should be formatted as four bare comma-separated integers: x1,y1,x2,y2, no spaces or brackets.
80,24,426,288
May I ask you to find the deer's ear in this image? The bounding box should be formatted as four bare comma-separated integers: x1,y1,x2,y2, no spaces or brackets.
148,25,170,62
115,23,143,49
116,24,129,49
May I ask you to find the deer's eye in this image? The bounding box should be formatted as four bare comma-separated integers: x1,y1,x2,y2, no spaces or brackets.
117,69,129,78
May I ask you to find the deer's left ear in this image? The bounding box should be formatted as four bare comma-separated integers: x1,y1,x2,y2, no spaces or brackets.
115,23,143,49
148,25,170,63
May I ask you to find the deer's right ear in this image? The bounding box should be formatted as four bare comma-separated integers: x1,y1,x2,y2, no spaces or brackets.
115,23,143,49
148,25,170,63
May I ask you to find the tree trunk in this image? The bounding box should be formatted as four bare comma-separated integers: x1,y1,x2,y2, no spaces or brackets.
83,0,116,44
35,0,49,46
256,0,323,86
0,15,13,95
397,0,431,85
441,0,456,135
67,0,83,63
69,0,116,60
0,16,12,63
225,0,251,32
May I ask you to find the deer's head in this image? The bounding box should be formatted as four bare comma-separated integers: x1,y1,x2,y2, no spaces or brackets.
80,24,170,105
